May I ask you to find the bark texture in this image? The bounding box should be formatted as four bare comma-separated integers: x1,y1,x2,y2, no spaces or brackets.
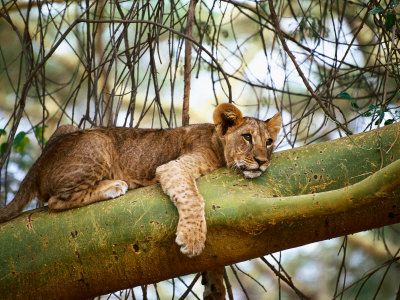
1,124,400,299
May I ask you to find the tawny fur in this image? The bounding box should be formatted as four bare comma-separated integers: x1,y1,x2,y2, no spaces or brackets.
0,103,281,257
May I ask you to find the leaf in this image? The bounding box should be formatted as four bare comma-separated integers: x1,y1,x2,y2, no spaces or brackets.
13,131,27,147
13,131,30,154
16,137,29,153
362,105,385,117
0,142,8,155
390,1,400,8
385,12,396,31
370,6,384,14
385,119,395,125
0,129,6,136
299,19,306,30
337,91,352,99
338,92,359,110
34,125,48,145
375,112,386,125
350,100,360,110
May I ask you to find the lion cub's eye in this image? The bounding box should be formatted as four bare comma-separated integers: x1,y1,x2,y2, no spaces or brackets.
242,134,252,143
266,138,273,146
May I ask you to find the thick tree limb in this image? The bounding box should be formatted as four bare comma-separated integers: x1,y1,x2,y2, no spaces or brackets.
1,124,400,299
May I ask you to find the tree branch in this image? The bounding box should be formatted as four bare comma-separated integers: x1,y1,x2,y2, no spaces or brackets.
1,124,400,298
182,0,198,126
267,0,353,135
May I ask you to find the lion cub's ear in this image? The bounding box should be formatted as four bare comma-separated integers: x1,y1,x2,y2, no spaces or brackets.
265,112,282,141
213,103,243,136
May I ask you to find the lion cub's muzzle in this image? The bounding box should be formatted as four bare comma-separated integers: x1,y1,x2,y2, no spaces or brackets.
243,169,263,179
242,160,270,179
231,156,271,178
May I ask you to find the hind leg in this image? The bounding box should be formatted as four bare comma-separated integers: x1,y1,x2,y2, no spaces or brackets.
48,180,128,211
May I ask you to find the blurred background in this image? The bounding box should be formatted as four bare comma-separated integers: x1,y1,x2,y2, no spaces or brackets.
0,0,400,298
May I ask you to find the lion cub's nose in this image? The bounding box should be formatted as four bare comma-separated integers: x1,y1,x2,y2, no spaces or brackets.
254,157,267,166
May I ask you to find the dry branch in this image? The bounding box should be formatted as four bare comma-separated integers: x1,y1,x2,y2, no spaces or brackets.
267,0,353,135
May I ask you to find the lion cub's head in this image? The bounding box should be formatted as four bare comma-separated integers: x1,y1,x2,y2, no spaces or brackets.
213,103,281,179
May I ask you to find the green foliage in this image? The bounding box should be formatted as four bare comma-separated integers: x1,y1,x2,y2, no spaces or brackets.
338,91,399,126
361,105,399,126
369,6,384,15
384,118,395,125
0,142,8,155
370,2,399,31
13,132,29,154
0,125,48,156
0,130,6,155
337,91,359,110
34,125,48,147
391,1,400,8
385,12,396,31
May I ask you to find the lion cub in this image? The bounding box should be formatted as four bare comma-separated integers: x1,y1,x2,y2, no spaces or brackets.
0,103,281,257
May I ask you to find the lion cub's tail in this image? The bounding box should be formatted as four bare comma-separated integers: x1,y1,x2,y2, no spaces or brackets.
0,168,37,223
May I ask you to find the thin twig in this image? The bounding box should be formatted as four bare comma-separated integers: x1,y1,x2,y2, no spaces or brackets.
178,273,201,300
177,276,201,300
260,257,311,300
223,268,234,300
267,0,352,136
229,265,250,300
333,256,400,299
78,18,232,103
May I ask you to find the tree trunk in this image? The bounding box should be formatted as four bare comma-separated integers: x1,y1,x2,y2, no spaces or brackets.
1,124,400,299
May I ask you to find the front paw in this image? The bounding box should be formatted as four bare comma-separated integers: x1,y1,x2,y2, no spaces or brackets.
175,218,207,257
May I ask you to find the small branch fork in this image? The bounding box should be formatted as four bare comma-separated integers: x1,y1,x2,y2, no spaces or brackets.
267,0,353,136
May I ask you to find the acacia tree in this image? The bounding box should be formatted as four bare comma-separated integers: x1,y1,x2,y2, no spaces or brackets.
0,0,399,298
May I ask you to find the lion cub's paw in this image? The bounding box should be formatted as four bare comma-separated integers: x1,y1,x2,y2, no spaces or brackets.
102,180,128,199
175,217,207,257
